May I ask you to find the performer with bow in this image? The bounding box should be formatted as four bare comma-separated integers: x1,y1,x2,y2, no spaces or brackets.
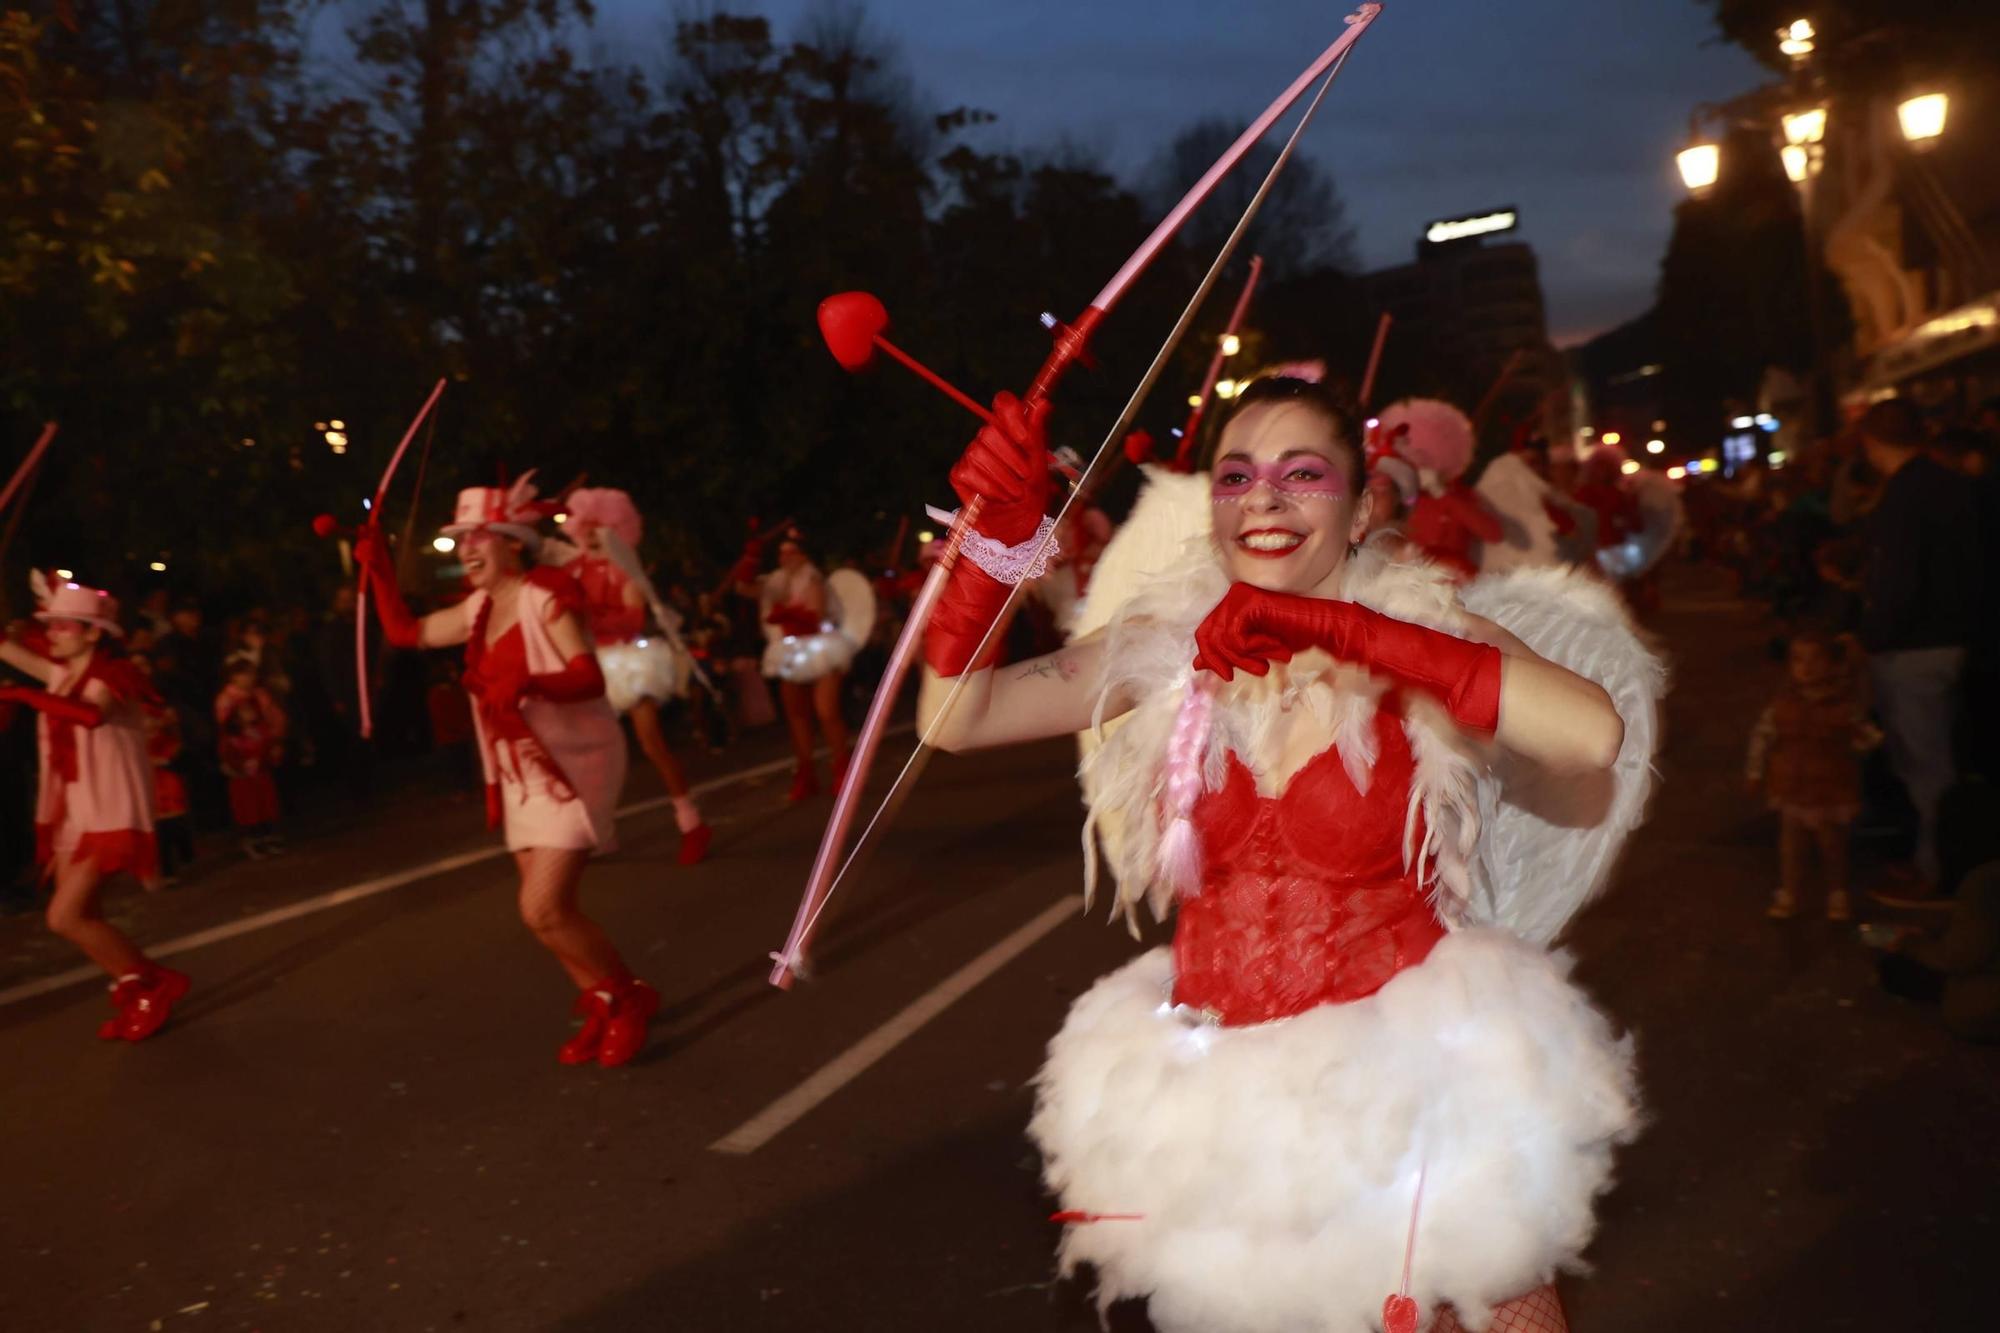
917,375,1663,1332
550,488,712,866
1,575,184,1043
353,476,658,1068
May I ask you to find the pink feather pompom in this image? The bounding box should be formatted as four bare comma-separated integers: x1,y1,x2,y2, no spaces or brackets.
1377,398,1475,480
565,487,643,547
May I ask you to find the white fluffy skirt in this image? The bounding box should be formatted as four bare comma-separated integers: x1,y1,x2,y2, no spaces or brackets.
1029,930,1640,1333
597,638,690,713
761,630,856,684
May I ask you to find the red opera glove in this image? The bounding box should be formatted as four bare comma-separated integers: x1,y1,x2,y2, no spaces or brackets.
0,685,104,728
1192,583,1503,735
1542,498,1578,536
766,604,822,637
355,523,423,649
949,391,1053,547
924,391,1054,677
524,653,606,704
727,536,765,587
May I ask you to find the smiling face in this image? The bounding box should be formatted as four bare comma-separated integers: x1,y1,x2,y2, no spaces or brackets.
1209,400,1371,596
459,529,524,590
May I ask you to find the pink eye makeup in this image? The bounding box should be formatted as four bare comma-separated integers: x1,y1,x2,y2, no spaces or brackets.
1209,452,1347,504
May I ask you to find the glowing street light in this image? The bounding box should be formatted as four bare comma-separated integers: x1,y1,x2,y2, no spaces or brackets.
1187,394,1204,408
54,568,74,579
1646,439,1666,455
432,536,456,554
1667,466,1687,481
1620,460,1642,476
1777,18,1816,63
1215,379,1240,400
149,561,167,572
1220,334,1242,357
1781,144,1812,184
1677,141,1721,196
1601,431,1622,446
1898,93,1948,147
1782,106,1827,146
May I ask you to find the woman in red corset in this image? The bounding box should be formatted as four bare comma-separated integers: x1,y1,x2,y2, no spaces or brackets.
354,477,656,1068
915,377,1664,1333
556,488,711,866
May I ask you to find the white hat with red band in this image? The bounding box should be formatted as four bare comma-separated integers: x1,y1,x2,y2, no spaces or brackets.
440,471,555,548
33,575,123,636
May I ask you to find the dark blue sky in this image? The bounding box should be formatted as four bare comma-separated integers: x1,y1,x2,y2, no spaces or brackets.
593,1,1769,344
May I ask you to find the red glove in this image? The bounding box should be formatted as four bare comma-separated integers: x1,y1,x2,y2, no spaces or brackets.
924,392,1052,677
766,604,822,637
949,391,1053,547
524,653,605,704
0,685,104,728
1192,583,1503,734
1542,498,1578,537
727,536,765,587
355,523,423,649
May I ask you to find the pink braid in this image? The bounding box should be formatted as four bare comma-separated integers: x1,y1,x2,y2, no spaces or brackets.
1157,674,1216,897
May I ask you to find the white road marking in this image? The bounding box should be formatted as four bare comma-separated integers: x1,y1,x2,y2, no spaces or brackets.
0,732,911,1013
709,892,1083,1155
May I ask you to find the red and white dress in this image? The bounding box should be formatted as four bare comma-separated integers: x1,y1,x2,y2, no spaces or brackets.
35,654,158,881
461,572,627,853
1039,477,1666,1333
568,554,690,715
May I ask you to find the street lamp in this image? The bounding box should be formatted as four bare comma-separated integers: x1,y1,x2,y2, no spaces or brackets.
1220,334,1241,357
1898,92,1948,147
1676,141,1721,196
1777,18,1816,64
1646,439,1666,455
1781,145,1811,183
432,536,456,554
1781,106,1827,147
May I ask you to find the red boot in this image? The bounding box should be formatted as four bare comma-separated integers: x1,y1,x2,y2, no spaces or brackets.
557,987,613,1065
118,965,190,1042
787,761,819,803
98,975,145,1041
677,822,713,867
596,978,660,1068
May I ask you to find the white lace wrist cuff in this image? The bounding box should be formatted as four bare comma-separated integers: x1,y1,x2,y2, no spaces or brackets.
924,506,1060,585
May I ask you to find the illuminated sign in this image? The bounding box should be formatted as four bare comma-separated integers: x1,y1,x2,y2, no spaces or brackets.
1424,208,1519,245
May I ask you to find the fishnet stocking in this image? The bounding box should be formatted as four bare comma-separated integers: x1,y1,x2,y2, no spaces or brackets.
1428,1285,1568,1333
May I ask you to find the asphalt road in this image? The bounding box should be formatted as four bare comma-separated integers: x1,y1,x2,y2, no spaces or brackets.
3,566,1995,1332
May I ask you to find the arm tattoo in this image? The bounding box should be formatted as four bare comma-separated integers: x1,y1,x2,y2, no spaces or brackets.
1015,656,1080,683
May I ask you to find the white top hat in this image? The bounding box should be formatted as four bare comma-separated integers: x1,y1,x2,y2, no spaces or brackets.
440,472,550,548
33,578,123,636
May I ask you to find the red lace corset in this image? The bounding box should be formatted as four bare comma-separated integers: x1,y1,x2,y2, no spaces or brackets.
1172,706,1445,1026
572,557,644,643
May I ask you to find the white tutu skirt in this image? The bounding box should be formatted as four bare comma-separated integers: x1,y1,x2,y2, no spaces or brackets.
1029,930,1640,1333
597,638,690,713
761,630,857,685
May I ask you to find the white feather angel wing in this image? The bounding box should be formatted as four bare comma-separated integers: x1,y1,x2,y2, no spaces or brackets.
1459,567,1667,945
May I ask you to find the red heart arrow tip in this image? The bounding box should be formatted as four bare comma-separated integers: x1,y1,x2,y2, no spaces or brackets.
817,291,890,372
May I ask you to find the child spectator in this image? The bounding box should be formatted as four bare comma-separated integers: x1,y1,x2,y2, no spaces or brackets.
1747,631,1881,921
214,653,286,857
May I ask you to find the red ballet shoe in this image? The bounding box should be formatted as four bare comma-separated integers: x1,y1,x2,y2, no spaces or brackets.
787,762,819,803
118,965,190,1042
596,979,660,1068
677,822,713,867
557,987,613,1065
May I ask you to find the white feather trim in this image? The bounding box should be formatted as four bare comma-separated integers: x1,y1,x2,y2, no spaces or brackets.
596,639,690,712
1031,931,1640,1333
